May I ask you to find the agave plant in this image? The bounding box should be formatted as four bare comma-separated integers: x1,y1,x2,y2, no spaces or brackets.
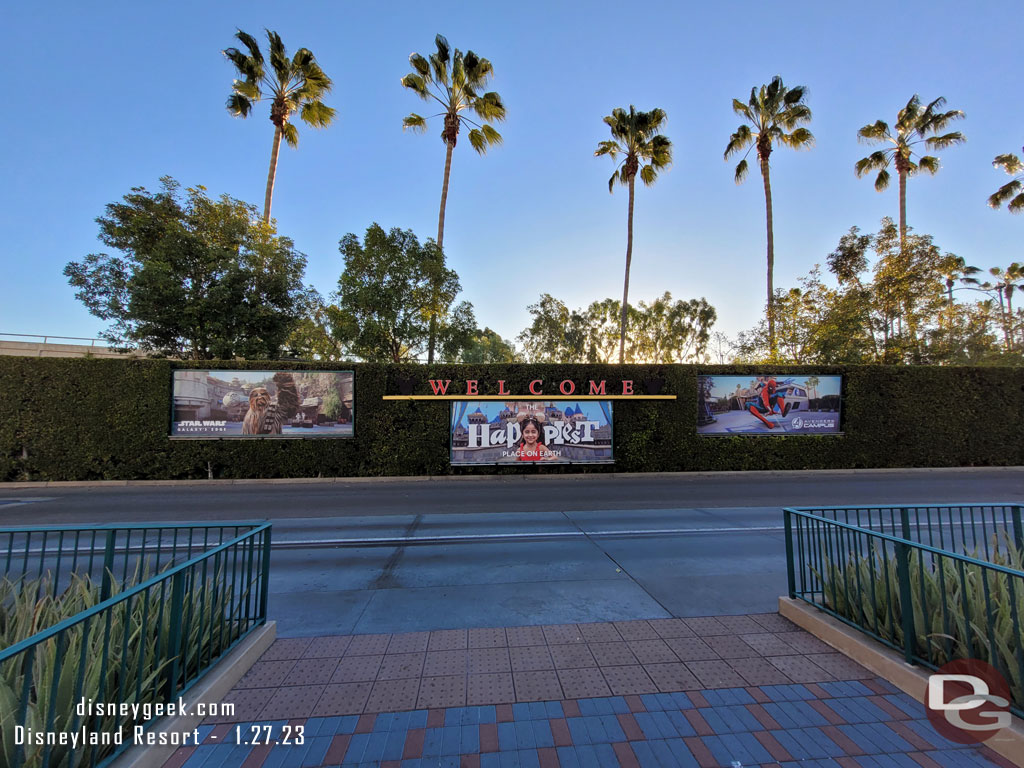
1,564,253,768
816,532,1024,709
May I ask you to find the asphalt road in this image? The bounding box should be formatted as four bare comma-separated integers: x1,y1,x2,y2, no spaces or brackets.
2,469,1022,637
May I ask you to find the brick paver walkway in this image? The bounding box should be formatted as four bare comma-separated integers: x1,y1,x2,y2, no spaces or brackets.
162,614,1014,767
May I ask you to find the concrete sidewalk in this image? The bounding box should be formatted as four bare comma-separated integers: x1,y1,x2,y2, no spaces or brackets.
161,614,1013,768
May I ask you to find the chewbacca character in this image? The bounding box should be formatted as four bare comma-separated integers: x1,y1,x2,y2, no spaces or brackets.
241,372,300,435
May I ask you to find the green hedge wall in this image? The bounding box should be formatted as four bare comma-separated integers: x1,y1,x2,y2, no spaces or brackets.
0,358,1021,481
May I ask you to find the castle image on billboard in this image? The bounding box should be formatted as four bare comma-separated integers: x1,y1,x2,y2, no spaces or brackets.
171,370,354,439
451,401,613,465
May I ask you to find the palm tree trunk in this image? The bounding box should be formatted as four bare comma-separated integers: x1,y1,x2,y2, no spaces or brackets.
618,177,635,365
263,125,283,224
428,141,455,364
760,158,776,358
898,168,907,253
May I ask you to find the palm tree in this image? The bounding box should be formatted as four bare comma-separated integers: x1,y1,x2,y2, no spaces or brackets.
980,263,1024,352
401,34,506,363
224,30,336,224
989,148,1024,213
595,106,672,364
724,76,814,359
855,95,965,251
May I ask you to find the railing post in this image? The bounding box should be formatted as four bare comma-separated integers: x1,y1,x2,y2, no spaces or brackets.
784,509,796,599
258,526,272,623
100,529,117,602
163,570,186,699
895,541,915,664
1013,505,1024,552
899,508,911,542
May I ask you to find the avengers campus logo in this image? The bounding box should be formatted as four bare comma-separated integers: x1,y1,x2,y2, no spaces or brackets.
925,659,1011,743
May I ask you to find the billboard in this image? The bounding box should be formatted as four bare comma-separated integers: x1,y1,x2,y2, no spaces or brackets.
171,370,354,439
698,374,842,435
451,401,613,465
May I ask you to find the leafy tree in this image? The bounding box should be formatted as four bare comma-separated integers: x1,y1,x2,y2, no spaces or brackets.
516,294,588,363
725,76,813,358
517,292,715,364
284,287,347,361
629,293,716,363
224,30,336,223
401,34,506,363
64,178,307,359
595,106,672,364
989,149,1024,213
457,327,519,363
330,224,466,362
855,95,965,250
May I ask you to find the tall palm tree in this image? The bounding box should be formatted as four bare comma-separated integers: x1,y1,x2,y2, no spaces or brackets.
980,263,1024,352
724,76,814,358
401,34,506,363
855,95,965,251
595,106,672,364
989,148,1024,213
224,30,336,224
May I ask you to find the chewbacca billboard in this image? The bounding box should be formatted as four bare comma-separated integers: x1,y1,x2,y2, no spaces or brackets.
171,370,354,439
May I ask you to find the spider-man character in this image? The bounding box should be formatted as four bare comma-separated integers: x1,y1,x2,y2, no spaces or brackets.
747,376,791,429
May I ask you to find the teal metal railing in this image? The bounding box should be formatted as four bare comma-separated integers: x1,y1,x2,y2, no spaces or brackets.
785,504,1024,714
0,523,272,768
1,524,260,601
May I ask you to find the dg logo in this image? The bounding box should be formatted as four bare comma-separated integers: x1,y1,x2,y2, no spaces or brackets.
926,658,1011,743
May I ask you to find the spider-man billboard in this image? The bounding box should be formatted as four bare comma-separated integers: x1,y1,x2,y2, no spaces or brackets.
697,374,842,435
170,370,354,439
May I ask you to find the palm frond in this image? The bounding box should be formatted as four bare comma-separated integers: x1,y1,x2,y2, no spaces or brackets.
783,127,814,149
231,79,261,100
409,53,430,79
925,131,966,150
281,122,299,148
403,113,428,132
858,120,890,143
916,155,941,175
639,164,658,186
473,91,506,121
873,168,891,191
266,30,289,82
595,140,621,158
724,125,752,159
223,48,262,81
234,30,264,64
734,158,749,184
731,98,753,122
226,93,253,118
300,100,336,128
855,150,889,177
401,74,430,98
607,168,621,193
989,180,1023,211
993,153,1023,175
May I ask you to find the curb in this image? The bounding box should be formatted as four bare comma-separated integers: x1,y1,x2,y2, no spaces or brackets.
3,466,1021,489
779,596,1024,766
108,621,276,768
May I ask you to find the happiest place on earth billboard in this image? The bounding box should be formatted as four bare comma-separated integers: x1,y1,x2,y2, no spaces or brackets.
171,370,354,439
450,401,614,465
697,374,843,435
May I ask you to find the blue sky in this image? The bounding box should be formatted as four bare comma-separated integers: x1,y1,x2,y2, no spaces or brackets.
1,1,1018,351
